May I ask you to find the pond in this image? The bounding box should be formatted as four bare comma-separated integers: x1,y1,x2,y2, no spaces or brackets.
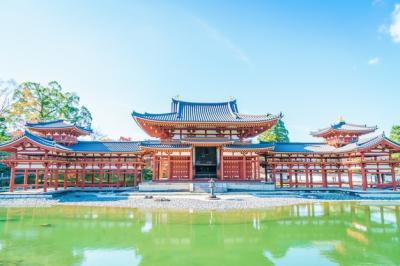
0,202,399,266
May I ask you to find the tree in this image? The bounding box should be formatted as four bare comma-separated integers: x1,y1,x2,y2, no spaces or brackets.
6,81,92,130
0,79,17,142
390,125,400,143
258,119,289,143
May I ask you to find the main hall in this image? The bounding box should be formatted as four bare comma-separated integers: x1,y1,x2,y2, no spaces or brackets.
1,98,400,192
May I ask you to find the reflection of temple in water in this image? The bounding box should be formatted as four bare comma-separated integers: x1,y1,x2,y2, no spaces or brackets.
0,203,399,265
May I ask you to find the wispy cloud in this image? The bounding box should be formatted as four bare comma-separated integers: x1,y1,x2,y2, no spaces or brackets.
389,4,400,43
193,17,250,65
372,0,384,6
368,57,380,65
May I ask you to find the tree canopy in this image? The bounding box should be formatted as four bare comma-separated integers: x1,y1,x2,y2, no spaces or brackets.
390,125,400,143
257,119,289,143
6,81,92,131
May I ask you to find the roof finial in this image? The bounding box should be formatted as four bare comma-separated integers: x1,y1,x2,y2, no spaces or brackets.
337,116,345,123
173,95,180,100
228,96,234,102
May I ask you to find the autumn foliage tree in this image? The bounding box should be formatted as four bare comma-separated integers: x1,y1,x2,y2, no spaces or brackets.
6,81,92,131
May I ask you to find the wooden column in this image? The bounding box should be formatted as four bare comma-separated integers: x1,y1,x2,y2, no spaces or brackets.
189,149,193,180
361,163,367,191
220,149,224,181
64,167,68,189
391,163,397,191
99,164,103,188
43,163,49,193
322,165,327,188
272,164,276,188
116,164,121,188
168,155,172,180
152,155,157,181
337,165,342,188
310,170,314,188
241,153,246,180
23,169,28,191
280,173,283,188
305,165,310,188
81,164,86,188
134,163,138,187
376,168,381,188
9,163,16,192
35,169,39,190
91,171,95,185
288,165,293,188
54,166,59,191
348,168,353,189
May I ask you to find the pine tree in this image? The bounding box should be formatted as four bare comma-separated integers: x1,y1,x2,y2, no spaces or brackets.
257,120,289,143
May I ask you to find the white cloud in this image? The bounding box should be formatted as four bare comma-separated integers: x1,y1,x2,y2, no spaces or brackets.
368,57,380,65
389,4,400,43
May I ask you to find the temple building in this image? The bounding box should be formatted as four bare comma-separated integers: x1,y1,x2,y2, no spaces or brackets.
1,98,399,192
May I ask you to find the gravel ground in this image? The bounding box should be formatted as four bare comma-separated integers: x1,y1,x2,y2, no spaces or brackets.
0,194,316,211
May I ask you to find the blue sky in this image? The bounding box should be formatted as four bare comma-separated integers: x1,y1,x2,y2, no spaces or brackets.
0,0,399,141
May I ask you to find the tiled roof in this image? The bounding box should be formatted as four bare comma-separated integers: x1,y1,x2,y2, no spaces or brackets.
26,120,92,134
69,141,141,153
0,131,71,151
267,134,400,154
272,142,335,153
224,142,274,150
311,121,377,137
132,98,281,123
140,141,192,149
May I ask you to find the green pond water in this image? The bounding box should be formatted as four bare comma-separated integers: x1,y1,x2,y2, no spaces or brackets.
0,202,399,266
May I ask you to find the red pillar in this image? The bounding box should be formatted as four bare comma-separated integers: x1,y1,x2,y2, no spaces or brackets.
348,169,353,189
305,165,310,188
64,168,68,189
272,164,276,188
54,167,59,191
116,165,121,188
43,163,49,193
322,165,327,188
361,163,367,191
134,163,138,187
35,169,39,190
91,171,94,185
75,171,79,186
168,156,172,180
242,154,246,180
220,149,224,181
81,165,86,188
288,165,293,188
391,164,397,191
337,166,342,188
23,169,28,191
152,155,157,181
189,150,193,180
99,164,103,188
9,164,16,192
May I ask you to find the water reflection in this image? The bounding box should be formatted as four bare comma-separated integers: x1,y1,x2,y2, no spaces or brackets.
0,202,398,266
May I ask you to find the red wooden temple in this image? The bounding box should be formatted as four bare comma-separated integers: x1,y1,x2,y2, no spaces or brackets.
1,98,400,192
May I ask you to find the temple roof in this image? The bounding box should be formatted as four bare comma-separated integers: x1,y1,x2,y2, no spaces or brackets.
26,120,92,135
0,131,71,151
262,133,400,154
69,141,141,153
311,121,377,137
132,98,281,123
